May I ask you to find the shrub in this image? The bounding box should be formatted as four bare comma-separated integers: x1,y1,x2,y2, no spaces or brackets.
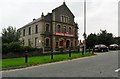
8,42,22,53
2,42,42,54
2,43,9,54
2,42,22,54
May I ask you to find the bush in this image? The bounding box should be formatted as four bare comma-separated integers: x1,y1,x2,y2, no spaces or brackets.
2,42,42,54
2,42,21,54
2,43,9,54
9,42,22,53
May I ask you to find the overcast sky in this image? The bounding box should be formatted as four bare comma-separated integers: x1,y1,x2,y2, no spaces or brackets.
0,0,119,40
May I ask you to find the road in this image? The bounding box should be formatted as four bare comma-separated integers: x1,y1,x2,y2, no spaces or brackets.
2,51,119,77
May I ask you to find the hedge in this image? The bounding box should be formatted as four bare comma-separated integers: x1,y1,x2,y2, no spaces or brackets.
2,42,41,54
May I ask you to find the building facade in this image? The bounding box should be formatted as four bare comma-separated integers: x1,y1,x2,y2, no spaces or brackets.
18,2,79,52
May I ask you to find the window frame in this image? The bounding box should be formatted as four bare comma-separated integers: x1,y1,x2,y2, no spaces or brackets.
57,24,61,32
35,24,38,34
29,27,31,35
23,29,25,36
45,23,50,32
45,37,50,47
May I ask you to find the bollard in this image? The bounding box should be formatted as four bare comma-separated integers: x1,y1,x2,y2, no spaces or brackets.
92,48,94,55
82,46,84,55
78,46,80,53
69,47,71,57
51,49,53,59
25,51,28,63
89,47,90,52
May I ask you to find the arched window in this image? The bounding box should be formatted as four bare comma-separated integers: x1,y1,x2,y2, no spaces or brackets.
63,26,66,33
69,27,72,34
57,25,61,32
45,38,50,47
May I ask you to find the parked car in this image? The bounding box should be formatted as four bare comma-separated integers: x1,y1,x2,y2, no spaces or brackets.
93,44,109,52
109,44,119,50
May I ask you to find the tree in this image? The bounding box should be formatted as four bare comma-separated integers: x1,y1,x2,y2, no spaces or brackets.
97,30,114,46
86,30,114,48
113,37,120,45
86,33,97,48
2,26,20,44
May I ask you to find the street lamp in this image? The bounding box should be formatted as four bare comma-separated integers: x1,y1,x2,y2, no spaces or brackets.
83,0,87,53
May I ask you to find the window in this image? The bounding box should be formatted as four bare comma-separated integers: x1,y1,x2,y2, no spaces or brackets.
18,30,21,34
23,29,25,36
63,16,65,22
61,15,69,23
71,42,73,47
28,39,31,46
61,16,64,22
75,41,76,47
63,26,66,33
61,16,62,22
35,25,38,34
45,24,49,32
45,38,50,47
69,27,72,34
57,25,61,32
29,27,31,35
56,42,58,47
66,17,69,23
64,17,66,23
22,39,24,45
59,40,63,46
35,37,38,47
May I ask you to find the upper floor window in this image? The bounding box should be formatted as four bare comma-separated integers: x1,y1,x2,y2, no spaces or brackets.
69,27,72,34
35,25,38,34
61,16,64,22
22,39,24,46
29,27,31,35
61,15,69,23
63,26,66,33
57,25,61,32
45,24,50,32
23,29,25,36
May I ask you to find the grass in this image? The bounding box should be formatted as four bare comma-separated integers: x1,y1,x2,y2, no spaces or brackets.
1,52,94,69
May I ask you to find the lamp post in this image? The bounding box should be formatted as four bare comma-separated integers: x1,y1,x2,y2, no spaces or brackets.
83,0,87,53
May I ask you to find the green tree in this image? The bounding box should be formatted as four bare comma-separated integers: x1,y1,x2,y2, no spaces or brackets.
86,33,97,48
2,26,20,44
86,30,114,48
97,30,114,46
113,37,120,45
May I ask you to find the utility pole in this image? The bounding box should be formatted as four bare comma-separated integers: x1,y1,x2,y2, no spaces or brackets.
83,0,87,53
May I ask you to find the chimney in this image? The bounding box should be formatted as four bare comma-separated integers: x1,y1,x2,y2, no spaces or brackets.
33,18,36,21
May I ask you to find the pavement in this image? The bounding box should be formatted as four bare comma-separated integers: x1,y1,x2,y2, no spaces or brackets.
2,51,119,77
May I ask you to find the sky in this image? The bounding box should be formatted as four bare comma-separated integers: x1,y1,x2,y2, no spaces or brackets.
0,0,119,40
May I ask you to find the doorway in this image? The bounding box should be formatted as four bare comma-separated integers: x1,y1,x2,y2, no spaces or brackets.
66,40,70,48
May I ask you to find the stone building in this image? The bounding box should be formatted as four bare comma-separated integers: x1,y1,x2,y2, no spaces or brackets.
18,2,79,52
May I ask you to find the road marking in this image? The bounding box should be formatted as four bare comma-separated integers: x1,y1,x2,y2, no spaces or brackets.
2,55,98,72
115,68,120,73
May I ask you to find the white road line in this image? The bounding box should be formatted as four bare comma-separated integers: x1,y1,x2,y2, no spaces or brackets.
115,68,120,73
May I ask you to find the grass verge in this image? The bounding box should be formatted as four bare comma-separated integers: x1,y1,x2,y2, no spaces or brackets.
1,52,95,70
